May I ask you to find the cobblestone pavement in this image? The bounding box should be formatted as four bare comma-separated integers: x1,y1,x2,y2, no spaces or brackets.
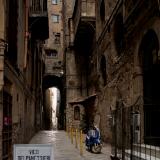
29,130,111,160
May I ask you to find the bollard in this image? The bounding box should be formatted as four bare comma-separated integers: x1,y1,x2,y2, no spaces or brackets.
75,129,78,148
66,127,68,136
71,127,73,144
67,127,69,137
68,127,71,139
80,130,83,156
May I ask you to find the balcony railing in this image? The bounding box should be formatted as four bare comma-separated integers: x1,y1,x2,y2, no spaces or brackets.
29,0,47,17
29,0,48,39
111,103,160,160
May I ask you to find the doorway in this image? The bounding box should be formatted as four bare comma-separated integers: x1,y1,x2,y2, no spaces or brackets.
139,29,160,145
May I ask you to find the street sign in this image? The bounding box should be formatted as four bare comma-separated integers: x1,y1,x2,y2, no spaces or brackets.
13,144,54,160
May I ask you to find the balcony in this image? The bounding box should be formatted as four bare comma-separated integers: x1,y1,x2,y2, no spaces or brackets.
70,0,95,52
29,0,47,17
29,0,48,40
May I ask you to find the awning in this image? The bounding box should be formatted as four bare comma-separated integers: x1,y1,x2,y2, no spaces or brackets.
69,94,97,105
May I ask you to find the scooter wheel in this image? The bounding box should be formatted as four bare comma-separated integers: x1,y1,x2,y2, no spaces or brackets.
91,144,102,153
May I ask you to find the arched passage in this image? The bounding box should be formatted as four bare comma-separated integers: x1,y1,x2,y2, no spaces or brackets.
42,75,65,130
139,29,160,145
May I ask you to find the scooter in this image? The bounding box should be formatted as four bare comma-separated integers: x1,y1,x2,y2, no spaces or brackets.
85,128,102,153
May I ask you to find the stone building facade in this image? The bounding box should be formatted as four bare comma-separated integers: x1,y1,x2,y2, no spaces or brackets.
44,0,64,77
64,0,160,158
0,0,48,159
63,0,97,130
42,0,65,130
95,0,160,158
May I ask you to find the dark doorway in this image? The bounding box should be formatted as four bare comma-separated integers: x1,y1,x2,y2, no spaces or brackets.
139,29,160,145
100,55,107,86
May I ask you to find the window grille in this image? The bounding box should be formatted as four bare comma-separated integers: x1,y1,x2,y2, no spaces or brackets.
2,91,12,160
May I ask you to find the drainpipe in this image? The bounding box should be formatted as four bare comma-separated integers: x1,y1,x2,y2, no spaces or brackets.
24,0,29,69
0,39,6,159
122,0,125,21
158,0,160,11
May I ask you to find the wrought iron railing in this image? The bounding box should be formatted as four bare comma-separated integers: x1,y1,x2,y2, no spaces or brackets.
30,0,47,16
111,104,160,160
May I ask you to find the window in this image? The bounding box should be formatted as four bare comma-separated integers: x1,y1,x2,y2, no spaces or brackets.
54,33,61,44
6,0,18,65
114,14,124,55
52,0,59,4
100,0,105,22
51,14,60,23
46,49,58,57
100,55,107,86
139,29,160,143
3,91,12,160
74,106,80,120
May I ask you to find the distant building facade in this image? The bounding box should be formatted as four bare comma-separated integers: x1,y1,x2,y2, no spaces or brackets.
44,0,64,77
42,0,65,130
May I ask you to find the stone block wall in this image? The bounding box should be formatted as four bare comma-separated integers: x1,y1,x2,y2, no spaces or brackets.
92,0,160,143
66,104,85,130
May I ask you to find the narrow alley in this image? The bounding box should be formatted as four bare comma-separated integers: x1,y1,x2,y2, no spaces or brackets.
1,0,160,159
29,131,111,160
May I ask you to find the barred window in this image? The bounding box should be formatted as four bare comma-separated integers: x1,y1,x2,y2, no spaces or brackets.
51,14,60,23
46,49,58,57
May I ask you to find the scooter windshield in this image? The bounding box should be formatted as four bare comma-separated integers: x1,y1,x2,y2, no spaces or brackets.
88,129,96,138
